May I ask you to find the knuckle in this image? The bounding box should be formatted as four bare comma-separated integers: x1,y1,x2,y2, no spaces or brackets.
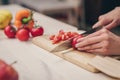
115,7,120,11
84,46,89,50
101,28,108,33
99,19,105,25
102,33,110,40
85,39,92,44
86,46,92,50
99,15,103,20
114,19,120,25
103,41,109,48
101,17,105,20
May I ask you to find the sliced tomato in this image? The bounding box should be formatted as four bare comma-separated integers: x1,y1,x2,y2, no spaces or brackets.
52,36,61,44
49,30,80,44
63,35,69,40
57,34,63,40
66,31,72,37
71,32,79,37
49,35,55,40
59,29,64,35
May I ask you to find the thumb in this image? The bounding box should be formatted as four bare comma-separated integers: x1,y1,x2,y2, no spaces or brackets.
92,18,109,28
92,21,103,28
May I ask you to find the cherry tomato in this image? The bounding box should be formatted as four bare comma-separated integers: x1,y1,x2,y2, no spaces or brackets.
16,28,30,41
4,25,16,38
30,27,44,37
72,34,83,48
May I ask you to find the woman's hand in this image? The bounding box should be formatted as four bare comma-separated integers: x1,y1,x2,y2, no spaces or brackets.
93,7,120,30
75,28,120,55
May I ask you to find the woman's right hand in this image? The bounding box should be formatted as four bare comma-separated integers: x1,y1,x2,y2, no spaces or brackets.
93,7,120,30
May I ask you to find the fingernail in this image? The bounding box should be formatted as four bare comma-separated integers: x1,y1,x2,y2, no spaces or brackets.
75,43,78,48
78,48,83,50
92,25,97,29
75,43,81,48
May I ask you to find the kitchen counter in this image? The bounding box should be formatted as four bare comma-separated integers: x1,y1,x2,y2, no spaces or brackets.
0,4,114,80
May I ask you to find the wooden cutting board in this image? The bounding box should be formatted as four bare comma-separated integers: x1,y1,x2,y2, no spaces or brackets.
32,35,99,72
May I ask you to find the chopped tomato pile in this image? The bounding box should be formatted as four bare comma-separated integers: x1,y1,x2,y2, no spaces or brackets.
49,30,80,44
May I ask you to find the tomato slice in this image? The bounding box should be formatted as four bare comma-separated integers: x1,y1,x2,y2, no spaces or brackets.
59,29,64,35
49,35,55,40
66,32,72,37
52,36,61,44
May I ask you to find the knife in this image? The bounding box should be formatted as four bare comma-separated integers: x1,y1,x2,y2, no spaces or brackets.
50,26,102,52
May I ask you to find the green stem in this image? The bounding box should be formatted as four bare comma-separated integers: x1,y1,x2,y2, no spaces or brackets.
22,11,33,24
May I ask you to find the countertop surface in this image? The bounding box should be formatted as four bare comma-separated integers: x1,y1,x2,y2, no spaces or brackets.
0,4,114,80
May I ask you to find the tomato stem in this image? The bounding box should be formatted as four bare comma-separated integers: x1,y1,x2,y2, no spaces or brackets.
10,61,17,66
22,11,33,24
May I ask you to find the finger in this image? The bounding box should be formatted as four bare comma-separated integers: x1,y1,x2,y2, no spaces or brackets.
98,15,103,20
75,35,104,48
77,32,100,42
92,15,104,29
77,42,102,51
92,21,105,28
92,18,112,28
77,28,107,43
105,20,119,30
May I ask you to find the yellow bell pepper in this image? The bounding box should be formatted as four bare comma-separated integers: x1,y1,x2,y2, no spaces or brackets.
0,10,12,29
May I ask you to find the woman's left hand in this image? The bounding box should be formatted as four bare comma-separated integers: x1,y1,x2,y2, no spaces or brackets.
75,28,120,55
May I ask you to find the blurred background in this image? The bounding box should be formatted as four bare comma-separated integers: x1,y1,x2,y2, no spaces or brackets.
0,0,120,31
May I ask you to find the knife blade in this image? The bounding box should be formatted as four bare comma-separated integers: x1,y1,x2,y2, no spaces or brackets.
50,26,102,52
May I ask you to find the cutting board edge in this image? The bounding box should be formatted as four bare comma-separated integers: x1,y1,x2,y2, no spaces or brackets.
53,52,99,73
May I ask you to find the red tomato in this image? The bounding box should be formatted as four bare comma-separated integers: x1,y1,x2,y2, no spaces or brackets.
49,35,55,40
71,32,79,37
30,27,44,37
72,34,83,48
56,34,62,41
52,36,61,44
66,31,72,37
16,28,30,41
59,29,64,35
4,25,16,38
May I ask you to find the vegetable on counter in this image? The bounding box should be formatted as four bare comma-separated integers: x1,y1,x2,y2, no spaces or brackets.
14,9,34,30
30,26,44,37
4,9,44,41
4,25,16,38
0,10,12,29
0,59,18,80
16,28,30,41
